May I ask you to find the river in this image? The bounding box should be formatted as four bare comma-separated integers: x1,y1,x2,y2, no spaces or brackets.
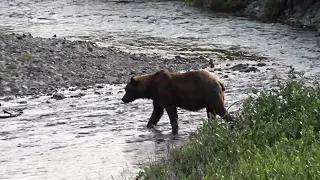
0,0,319,179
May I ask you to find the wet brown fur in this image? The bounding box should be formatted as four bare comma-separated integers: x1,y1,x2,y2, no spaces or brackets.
121,69,233,134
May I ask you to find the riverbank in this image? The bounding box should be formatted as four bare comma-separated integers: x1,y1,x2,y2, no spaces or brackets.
136,79,320,179
186,0,320,32
0,31,275,98
0,32,211,97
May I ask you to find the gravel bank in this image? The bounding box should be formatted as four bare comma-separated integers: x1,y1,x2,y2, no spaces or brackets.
0,32,209,97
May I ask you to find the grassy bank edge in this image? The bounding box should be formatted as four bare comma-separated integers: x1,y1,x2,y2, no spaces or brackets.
135,75,320,179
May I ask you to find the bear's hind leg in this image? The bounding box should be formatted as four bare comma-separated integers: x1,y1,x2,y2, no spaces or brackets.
147,101,164,128
165,105,179,135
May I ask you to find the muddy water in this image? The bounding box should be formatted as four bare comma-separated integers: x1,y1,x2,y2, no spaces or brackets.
0,0,320,179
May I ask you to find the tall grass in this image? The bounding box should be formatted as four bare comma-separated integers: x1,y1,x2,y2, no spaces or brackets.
136,79,320,179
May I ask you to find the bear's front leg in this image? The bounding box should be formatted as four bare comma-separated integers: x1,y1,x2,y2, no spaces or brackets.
165,105,179,135
147,101,164,128
206,108,216,120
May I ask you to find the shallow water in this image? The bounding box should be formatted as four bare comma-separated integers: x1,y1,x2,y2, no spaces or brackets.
0,0,319,74
0,84,223,180
0,0,320,179
0,64,290,179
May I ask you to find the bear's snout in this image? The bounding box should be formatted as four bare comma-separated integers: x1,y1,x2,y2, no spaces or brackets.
121,97,127,103
121,94,131,103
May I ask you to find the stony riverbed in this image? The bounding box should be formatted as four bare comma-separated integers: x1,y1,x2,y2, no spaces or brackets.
0,0,319,179
0,31,211,97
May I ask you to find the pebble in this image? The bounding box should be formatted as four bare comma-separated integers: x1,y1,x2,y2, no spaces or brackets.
96,85,104,89
70,92,86,98
241,67,260,73
0,97,14,102
257,62,267,67
209,59,215,68
52,93,66,100
230,63,249,71
17,101,27,104
230,63,260,73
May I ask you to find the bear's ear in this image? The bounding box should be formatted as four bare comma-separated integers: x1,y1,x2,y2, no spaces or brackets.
130,77,139,86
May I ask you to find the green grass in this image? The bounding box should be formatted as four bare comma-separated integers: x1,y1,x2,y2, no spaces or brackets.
315,11,320,23
136,79,320,179
263,0,283,21
184,0,245,12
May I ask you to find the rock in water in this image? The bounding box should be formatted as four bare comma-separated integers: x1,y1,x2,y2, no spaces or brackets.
230,63,249,71
52,93,66,100
257,62,267,67
241,67,260,73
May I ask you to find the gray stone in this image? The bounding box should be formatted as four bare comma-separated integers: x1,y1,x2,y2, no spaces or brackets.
52,93,66,100
257,62,267,67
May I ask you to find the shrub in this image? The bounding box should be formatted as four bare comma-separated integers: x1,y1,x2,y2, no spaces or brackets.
263,0,285,21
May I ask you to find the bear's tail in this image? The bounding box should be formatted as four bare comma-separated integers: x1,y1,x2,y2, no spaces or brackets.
219,81,225,91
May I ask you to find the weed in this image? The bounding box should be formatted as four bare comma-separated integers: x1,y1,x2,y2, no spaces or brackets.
18,53,34,62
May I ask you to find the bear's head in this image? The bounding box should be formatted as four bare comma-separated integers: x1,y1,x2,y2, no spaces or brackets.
121,77,145,103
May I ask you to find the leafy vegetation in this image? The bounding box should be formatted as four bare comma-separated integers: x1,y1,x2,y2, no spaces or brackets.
136,78,320,179
184,0,247,12
263,0,284,21
315,11,320,23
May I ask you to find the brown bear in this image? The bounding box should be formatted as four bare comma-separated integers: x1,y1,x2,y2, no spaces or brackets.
121,69,233,134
